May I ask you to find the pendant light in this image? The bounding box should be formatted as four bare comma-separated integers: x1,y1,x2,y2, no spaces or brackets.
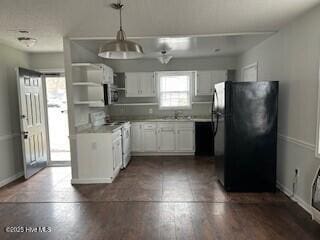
98,0,144,59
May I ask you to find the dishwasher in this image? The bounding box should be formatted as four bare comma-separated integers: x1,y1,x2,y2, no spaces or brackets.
195,122,214,156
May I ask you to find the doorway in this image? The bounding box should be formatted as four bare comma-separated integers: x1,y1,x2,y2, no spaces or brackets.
45,74,71,165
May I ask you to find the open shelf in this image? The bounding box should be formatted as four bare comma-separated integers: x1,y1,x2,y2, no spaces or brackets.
113,103,158,106
72,63,102,70
74,101,104,105
72,82,102,87
192,101,212,105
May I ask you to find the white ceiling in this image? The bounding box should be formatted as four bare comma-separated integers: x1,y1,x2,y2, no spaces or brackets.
74,33,274,58
0,0,319,52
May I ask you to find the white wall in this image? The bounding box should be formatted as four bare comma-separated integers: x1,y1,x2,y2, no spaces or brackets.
237,5,320,210
0,43,30,184
29,52,64,70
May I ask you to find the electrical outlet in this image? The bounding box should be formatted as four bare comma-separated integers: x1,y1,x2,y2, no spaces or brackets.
149,108,153,114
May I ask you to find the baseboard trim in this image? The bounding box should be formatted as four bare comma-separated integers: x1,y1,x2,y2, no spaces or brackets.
0,171,24,188
277,181,311,215
312,207,320,224
278,134,315,151
71,178,113,184
132,152,194,156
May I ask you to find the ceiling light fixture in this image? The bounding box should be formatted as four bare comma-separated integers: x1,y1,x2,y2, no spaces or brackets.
158,50,172,64
98,0,144,59
17,37,37,47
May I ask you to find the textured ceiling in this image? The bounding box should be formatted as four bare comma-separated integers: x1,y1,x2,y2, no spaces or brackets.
0,0,319,52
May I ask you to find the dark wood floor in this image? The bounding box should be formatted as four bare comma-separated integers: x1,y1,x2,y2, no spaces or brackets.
0,156,319,239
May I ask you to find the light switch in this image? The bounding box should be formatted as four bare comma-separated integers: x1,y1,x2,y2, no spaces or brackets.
92,142,97,150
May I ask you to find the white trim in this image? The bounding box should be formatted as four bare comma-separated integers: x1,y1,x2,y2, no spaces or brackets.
71,178,113,184
36,68,65,74
132,152,194,156
277,181,312,215
315,64,320,158
312,207,320,224
241,62,258,82
0,171,24,188
68,31,276,40
278,134,315,151
0,133,20,141
156,71,194,110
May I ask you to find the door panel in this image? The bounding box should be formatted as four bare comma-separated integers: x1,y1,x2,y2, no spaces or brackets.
125,73,140,97
176,128,194,152
131,123,142,152
158,129,175,152
143,129,157,152
17,68,48,179
140,72,156,97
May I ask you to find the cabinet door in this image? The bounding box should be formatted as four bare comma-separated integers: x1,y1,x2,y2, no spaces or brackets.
116,138,123,169
176,128,195,152
140,72,156,97
212,70,227,85
196,71,213,96
157,124,176,152
112,141,117,171
143,129,157,152
125,73,140,97
131,123,142,152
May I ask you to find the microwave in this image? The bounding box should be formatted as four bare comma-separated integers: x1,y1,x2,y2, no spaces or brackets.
104,84,119,105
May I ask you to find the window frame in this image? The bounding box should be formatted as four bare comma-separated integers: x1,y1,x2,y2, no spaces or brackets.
315,65,320,159
156,71,193,110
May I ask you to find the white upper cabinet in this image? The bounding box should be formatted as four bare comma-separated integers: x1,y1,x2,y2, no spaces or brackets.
195,70,227,96
125,72,156,97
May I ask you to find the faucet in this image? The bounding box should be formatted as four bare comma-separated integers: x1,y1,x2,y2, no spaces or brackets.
174,110,183,119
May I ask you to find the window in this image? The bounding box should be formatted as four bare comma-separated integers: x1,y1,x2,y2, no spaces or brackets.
157,71,192,109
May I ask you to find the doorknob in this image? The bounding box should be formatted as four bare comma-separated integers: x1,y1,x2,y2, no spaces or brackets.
22,131,29,139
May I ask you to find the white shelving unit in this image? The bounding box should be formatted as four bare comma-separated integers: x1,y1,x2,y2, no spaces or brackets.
72,63,102,70
192,101,212,105
72,82,102,87
113,103,158,106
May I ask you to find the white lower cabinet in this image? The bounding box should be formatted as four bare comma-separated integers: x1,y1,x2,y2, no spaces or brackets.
157,123,176,152
175,123,195,152
112,134,123,171
75,129,122,184
131,123,143,152
131,121,195,154
142,123,157,152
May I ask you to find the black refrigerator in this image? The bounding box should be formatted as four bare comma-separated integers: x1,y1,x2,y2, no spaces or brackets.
212,81,278,192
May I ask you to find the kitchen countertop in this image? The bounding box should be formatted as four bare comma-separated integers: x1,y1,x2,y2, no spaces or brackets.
77,125,122,134
122,118,219,123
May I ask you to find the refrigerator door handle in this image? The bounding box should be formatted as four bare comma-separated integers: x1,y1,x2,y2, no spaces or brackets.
211,88,220,137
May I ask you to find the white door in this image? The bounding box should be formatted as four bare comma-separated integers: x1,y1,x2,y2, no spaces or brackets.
157,124,176,152
17,68,48,178
176,128,195,152
140,72,156,97
125,73,140,97
131,123,142,152
196,71,213,96
143,129,157,152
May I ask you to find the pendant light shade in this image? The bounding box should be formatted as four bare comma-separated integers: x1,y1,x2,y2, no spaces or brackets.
98,1,144,59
